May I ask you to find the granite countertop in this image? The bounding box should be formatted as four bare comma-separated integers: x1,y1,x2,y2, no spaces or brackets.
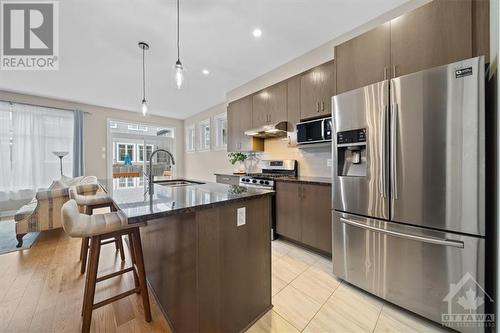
274,176,332,185
103,178,274,224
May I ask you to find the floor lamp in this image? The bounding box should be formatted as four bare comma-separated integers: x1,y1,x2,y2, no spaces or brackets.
53,151,69,179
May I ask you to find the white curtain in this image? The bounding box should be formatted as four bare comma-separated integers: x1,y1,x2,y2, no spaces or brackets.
0,102,12,201
0,102,74,201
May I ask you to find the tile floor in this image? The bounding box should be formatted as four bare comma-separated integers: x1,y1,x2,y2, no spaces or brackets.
247,239,449,333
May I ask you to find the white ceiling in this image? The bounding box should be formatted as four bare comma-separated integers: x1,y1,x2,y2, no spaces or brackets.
0,0,409,119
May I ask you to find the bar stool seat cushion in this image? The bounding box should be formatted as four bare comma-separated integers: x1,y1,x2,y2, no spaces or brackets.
62,200,140,238
69,186,114,208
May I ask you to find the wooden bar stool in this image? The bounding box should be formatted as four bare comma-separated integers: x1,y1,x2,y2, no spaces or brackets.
69,186,125,273
61,199,151,333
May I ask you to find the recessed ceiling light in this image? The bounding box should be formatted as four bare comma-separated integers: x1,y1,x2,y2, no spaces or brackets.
252,28,262,38
202,69,210,75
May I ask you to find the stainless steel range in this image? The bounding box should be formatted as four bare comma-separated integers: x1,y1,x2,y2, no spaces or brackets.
239,159,297,239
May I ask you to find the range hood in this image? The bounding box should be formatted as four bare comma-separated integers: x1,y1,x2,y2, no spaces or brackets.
244,121,288,138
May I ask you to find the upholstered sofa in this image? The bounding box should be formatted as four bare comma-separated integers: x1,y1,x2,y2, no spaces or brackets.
14,176,102,247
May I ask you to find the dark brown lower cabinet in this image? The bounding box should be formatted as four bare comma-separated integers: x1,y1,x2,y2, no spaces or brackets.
275,181,302,241
140,196,272,332
276,181,332,255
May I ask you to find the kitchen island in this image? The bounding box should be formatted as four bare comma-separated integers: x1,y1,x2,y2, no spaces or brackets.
106,178,273,332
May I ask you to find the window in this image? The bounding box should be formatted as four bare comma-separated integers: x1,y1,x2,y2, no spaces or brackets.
0,101,74,200
214,112,227,150
185,125,195,152
198,119,210,151
137,144,154,162
117,143,135,162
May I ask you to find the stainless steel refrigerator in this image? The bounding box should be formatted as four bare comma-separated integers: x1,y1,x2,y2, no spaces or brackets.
332,56,487,331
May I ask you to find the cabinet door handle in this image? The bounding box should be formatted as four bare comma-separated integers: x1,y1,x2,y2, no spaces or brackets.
384,67,388,80
321,101,324,112
316,102,320,112
392,65,397,78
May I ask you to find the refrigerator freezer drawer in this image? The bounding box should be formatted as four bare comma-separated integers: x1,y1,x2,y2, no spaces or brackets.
332,211,487,332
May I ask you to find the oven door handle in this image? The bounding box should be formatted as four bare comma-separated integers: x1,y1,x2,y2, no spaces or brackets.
340,218,464,248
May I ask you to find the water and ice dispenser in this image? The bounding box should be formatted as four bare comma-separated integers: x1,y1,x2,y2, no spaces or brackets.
337,128,367,177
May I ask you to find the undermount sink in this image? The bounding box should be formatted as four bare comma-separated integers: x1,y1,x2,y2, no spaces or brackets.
155,179,204,187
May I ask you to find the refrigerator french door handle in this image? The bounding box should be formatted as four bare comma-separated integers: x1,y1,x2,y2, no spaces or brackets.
379,106,387,198
340,218,464,248
391,104,398,200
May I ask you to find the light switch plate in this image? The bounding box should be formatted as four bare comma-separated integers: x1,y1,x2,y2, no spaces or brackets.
237,207,246,226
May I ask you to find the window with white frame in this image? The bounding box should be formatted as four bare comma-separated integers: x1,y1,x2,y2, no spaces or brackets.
198,119,211,151
185,125,195,152
117,143,135,162
214,112,227,150
137,144,154,162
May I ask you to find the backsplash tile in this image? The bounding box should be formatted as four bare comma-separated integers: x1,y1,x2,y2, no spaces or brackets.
256,137,332,178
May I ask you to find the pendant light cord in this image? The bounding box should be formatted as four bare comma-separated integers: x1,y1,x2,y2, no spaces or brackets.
177,0,180,62
142,47,146,100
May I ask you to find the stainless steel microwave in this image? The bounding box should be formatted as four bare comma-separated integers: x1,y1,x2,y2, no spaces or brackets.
296,117,332,145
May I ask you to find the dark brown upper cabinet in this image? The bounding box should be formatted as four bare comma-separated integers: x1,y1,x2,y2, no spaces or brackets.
286,76,301,128
251,82,287,128
300,61,336,120
227,96,264,152
335,23,391,94
472,0,489,60
390,0,472,78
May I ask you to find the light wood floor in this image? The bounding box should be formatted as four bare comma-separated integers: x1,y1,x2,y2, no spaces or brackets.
0,229,172,333
0,228,449,333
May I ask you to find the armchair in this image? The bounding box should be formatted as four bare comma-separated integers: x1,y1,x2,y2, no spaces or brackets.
14,176,102,247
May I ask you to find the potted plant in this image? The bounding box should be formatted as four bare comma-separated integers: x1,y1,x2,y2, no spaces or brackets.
228,152,247,174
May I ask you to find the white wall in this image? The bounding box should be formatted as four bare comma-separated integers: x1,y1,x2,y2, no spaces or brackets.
0,90,184,180
183,103,234,182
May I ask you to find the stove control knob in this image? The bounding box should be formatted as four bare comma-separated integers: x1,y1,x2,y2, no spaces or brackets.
259,180,265,184
252,179,257,183
264,181,270,185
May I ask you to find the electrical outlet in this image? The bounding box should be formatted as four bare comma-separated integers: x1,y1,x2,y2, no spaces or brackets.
237,207,246,226
327,159,333,167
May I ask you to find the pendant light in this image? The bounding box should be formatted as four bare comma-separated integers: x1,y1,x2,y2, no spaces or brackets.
138,41,149,116
174,0,184,89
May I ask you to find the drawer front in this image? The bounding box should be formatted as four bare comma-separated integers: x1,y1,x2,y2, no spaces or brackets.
332,211,486,330
216,175,240,186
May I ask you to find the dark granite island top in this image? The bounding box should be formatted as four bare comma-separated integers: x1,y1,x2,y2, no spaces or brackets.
105,178,273,332
104,178,274,223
